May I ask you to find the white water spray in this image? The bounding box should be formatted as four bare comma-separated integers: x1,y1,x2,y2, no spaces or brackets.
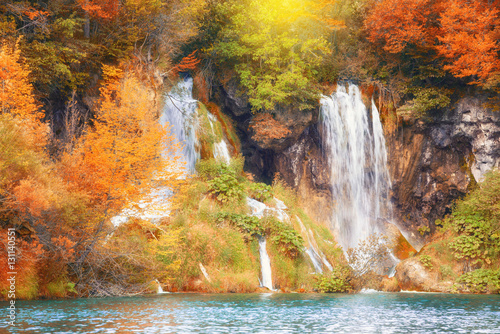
155,279,168,294
320,84,392,251
205,111,232,163
160,77,200,172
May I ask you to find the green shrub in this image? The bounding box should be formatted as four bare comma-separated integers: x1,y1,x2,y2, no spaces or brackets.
196,156,244,180
444,170,500,269
263,216,304,258
418,225,430,236
397,87,452,118
216,213,263,239
270,226,304,259
208,172,245,203
458,269,500,293
247,182,273,203
439,265,456,280
46,280,76,298
419,255,434,271
314,266,352,293
196,157,246,204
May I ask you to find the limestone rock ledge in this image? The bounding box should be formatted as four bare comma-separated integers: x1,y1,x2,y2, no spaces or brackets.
388,96,500,248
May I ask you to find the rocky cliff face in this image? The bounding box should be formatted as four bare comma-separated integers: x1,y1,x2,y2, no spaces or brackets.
215,78,332,224
215,79,500,250
387,96,500,248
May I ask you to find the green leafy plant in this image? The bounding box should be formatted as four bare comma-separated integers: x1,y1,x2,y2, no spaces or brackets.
261,216,304,258
270,226,304,259
216,213,263,239
439,265,456,280
247,182,273,203
458,269,500,294
314,266,352,293
397,87,452,118
208,172,245,203
197,158,246,204
419,255,434,271
445,170,500,270
418,225,431,236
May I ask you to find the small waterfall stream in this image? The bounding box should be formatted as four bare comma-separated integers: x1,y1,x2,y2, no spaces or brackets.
247,198,289,291
320,84,392,251
297,216,333,273
206,111,231,163
258,236,274,290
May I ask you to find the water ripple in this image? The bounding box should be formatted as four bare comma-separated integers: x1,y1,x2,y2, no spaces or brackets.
1,293,499,333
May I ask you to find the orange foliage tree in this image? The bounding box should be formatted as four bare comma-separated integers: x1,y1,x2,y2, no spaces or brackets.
62,65,183,213
250,113,291,142
78,0,120,20
436,0,500,86
0,43,184,297
365,0,500,87
59,65,184,270
365,0,440,54
0,42,82,299
171,50,201,76
0,41,46,146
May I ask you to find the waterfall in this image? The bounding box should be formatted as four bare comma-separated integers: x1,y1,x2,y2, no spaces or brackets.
213,140,231,163
160,77,200,172
320,84,392,251
110,78,233,226
247,198,285,291
155,279,168,294
258,236,274,290
206,111,232,163
297,216,333,273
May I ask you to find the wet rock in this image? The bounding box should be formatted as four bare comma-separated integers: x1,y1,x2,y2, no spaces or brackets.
220,77,252,117
274,127,333,226
379,276,401,292
248,105,318,152
381,222,417,260
395,257,440,291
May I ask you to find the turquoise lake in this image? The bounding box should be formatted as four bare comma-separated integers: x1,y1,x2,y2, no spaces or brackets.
1,292,499,333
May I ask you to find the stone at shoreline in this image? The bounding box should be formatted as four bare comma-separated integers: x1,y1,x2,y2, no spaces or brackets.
379,276,401,292
395,257,442,292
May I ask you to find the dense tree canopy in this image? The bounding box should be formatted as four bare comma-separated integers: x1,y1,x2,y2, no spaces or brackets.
203,0,343,112
365,0,500,89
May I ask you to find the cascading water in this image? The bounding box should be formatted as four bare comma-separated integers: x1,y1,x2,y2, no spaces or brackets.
213,141,231,163
160,77,200,172
155,279,168,294
247,198,291,291
320,84,392,252
206,112,231,164
111,78,233,226
297,216,333,273
258,236,274,290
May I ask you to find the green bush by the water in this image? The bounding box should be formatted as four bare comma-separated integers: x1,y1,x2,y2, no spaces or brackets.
417,169,500,293
314,266,353,293
447,170,500,268
458,269,500,294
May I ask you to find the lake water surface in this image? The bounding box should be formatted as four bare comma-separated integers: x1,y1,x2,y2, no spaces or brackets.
1,292,499,333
